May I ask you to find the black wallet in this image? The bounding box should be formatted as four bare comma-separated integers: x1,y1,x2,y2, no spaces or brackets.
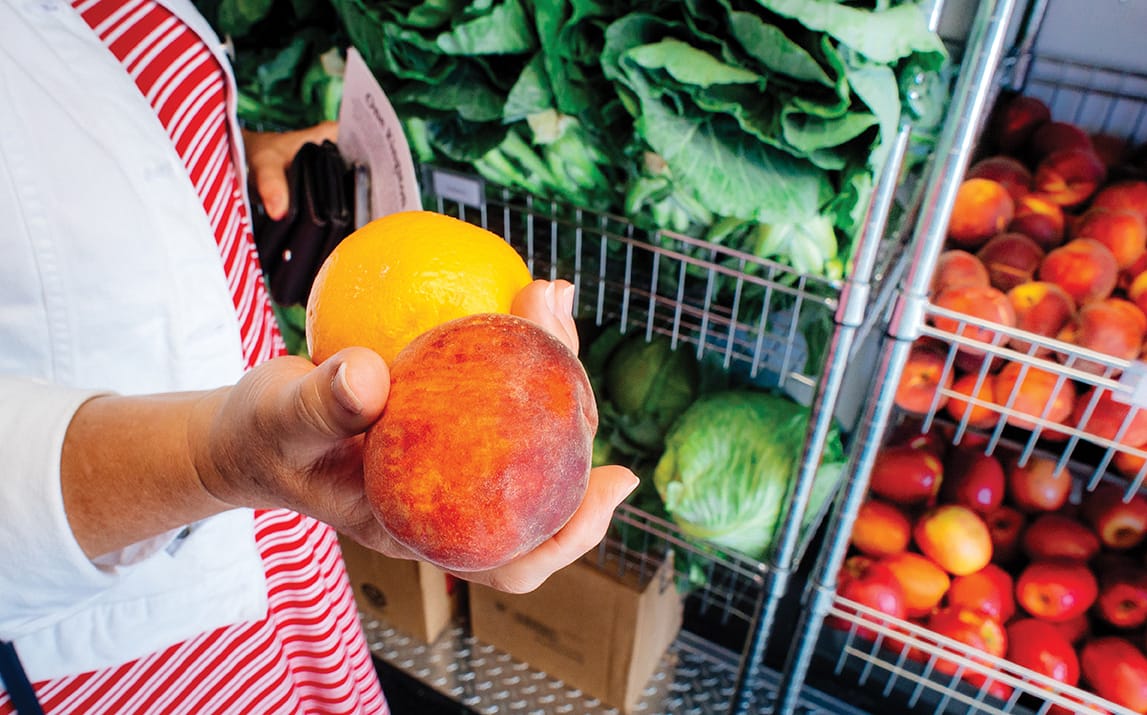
250,140,363,306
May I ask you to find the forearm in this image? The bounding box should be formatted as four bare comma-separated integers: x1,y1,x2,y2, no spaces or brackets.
60,390,233,560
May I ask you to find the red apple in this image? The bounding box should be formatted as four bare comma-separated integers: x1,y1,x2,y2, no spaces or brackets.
1005,618,1080,686
869,444,943,506
1082,482,1147,551
985,505,1026,565
1007,455,1073,512
1054,612,1091,645
831,555,908,641
1096,564,1147,629
1021,512,1100,562
948,564,1016,623
1080,637,1147,713
941,450,1006,514
927,607,1008,691
928,605,1007,659
1016,560,1099,622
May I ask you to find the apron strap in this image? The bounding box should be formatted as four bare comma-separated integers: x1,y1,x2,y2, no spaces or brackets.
0,640,44,715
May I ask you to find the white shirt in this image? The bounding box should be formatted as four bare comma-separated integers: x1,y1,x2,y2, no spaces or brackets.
0,0,268,683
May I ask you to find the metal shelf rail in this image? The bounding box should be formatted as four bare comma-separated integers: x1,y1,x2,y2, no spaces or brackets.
774,0,1147,714
771,0,1026,713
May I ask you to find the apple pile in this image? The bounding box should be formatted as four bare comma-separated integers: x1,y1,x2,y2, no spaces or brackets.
833,428,1147,713
896,92,1147,476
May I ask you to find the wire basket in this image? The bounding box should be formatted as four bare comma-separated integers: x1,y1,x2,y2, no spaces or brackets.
807,50,1147,715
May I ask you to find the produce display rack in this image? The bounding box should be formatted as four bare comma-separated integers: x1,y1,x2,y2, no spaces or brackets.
770,1,1147,714
359,0,977,708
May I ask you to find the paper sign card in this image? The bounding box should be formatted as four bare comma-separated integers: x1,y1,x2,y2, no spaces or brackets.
337,47,421,220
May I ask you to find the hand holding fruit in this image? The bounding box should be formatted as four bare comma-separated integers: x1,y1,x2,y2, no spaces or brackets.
190,277,638,594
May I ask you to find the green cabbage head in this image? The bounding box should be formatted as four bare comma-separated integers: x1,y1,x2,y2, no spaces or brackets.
653,390,844,560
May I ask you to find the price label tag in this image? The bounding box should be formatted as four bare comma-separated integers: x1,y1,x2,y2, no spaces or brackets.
337,48,421,219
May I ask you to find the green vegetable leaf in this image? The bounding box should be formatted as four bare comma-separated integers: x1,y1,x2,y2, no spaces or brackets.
435,0,535,55
727,11,833,86
624,39,762,87
754,0,946,65
635,95,828,224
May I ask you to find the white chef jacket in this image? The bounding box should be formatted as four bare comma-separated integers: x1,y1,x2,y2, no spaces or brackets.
0,0,269,683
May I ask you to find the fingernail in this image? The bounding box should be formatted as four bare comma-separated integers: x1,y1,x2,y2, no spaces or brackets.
544,281,557,313
559,284,576,316
332,361,364,415
624,474,640,496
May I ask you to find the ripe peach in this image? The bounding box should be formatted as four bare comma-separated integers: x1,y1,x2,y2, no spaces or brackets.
914,504,994,576
1129,270,1147,317
1033,148,1108,208
1007,281,1077,357
1009,193,1066,250
947,178,1015,249
931,284,1016,354
1028,121,1094,160
976,232,1045,292
1091,133,1130,168
1056,298,1146,375
1072,207,1147,270
946,373,998,429
895,341,952,415
966,155,1032,201
364,313,597,572
992,361,1075,436
881,551,952,618
988,94,1051,154
1038,238,1120,306
1071,386,1147,448
1091,180,1147,224
851,499,913,558
931,249,990,296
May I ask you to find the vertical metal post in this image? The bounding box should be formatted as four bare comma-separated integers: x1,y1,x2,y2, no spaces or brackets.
770,0,1023,713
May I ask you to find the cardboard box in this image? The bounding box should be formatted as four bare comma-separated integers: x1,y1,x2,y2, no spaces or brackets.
469,545,682,713
338,535,461,643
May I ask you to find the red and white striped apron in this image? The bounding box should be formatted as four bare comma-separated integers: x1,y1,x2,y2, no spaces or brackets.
0,1,388,712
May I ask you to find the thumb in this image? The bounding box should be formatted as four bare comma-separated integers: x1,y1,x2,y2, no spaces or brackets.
290,347,390,440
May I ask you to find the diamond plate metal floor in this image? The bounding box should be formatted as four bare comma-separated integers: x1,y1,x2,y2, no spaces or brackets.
362,617,868,715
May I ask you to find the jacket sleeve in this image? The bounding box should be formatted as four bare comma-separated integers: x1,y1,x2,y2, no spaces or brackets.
0,378,178,638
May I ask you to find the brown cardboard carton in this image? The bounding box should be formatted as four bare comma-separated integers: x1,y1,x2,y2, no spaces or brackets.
469,545,682,713
338,535,460,643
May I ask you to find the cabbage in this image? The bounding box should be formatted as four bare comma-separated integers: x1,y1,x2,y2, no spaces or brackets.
653,390,844,560
604,334,700,451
